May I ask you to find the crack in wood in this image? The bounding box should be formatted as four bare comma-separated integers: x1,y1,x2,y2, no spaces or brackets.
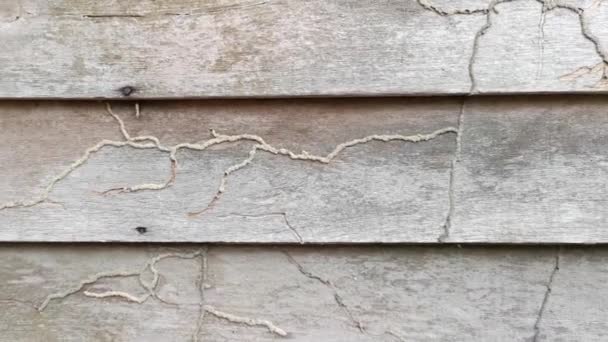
82,290,149,303
36,247,288,338
532,248,561,342
283,251,365,333
416,0,490,16
193,246,209,342
218,212,303,243
37,270,142,312
203,305,288,337
438,97,466,242
418,0,608,91
537,4,548,79
37,250,203,312
540,0,608,87
0,103,457,242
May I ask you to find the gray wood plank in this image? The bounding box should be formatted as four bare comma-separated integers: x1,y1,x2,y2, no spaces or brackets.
1,0,607,98
4,96,608,243
449,95,608,243
533,247,608,341
0,99,459,242
2,244,599,341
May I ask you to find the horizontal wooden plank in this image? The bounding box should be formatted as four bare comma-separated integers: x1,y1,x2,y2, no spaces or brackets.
0,98,459,242
450,95,608,243
2,244,604,341
0,0,607,98
3,96,608,243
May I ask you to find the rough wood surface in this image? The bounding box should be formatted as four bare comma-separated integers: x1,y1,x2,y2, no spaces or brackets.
0,98,458,242
449,95,608,243
2,96,608,243
2,244,601,341
1,0,607,98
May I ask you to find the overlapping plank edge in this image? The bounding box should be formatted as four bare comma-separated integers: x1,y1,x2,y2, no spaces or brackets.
3,244,607,341
1,0,607,98
2,96,608,243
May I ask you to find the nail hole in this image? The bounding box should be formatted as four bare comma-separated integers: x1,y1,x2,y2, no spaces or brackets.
135,226,148,234
119,86,136,96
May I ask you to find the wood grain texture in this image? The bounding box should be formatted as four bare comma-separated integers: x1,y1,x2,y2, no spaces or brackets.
0,98,459,242
2,244,602,341
0,0,607,98
3,96,608,243
449,95,608,243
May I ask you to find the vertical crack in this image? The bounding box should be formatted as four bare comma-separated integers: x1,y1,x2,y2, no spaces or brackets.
420,0,608,92
537,4,547,79
193,246,209,342
281,212,304,244
532,247,561,342
438,97,466,242
468,0,518,94
135,102,141,119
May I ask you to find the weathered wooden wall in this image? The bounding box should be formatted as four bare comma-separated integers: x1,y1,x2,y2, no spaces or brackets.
2,244,606,341
1,0,607,98
2,96,608,243
3,1,608,340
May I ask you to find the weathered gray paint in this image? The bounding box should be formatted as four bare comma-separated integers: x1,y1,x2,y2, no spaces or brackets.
2,96,608,243
2,244,600,341
0,0,607,98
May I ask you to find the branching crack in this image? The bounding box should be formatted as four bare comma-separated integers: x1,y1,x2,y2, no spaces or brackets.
187,128,457,216
0,103,457,220
283,251,365,333
532,248,561,342
469,0,518,93
418,0,608,92
540,0,608,87
37,250,204,312
36,247,287,339
559,61,606,81
416,0,518,93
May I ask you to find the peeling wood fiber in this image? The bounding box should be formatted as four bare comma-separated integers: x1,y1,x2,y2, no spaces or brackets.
2,96,608,243
1,0,608,98
2,244,607,341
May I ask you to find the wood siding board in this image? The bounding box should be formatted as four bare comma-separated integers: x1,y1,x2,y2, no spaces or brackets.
450,95,608,243
0,98,459,242
3,244,602,341
0,0,607,98
2,96,608,243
